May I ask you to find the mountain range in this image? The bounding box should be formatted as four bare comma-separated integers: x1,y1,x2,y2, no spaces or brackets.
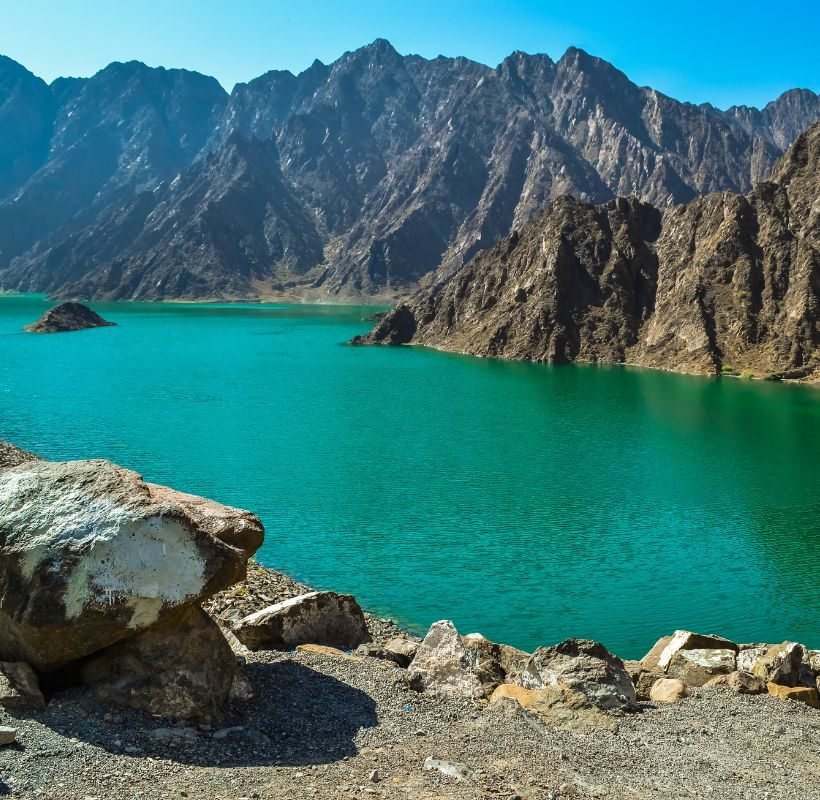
0,40,818,300
359,121,820,380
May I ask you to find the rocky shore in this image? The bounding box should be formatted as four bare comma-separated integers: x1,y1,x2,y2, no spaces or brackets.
0,442,818,799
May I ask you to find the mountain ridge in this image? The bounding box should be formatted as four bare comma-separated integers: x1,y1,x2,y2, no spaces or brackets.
0,41,818,300
358,121,820,380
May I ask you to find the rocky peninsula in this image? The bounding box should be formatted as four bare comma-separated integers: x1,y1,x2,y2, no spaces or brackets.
24,302,115,334
0,442,817,799
358,121,820,381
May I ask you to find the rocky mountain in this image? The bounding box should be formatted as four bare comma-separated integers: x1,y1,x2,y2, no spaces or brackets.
4,134,323,298
359,122,820,380
0,41,818,300
0,60,227,265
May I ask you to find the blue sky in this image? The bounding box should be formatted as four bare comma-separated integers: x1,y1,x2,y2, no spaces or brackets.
3,0,818,109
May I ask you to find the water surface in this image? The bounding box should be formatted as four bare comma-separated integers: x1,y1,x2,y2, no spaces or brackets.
1,295,818,658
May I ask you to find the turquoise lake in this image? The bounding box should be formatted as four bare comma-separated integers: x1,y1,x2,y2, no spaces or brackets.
1,295,818,659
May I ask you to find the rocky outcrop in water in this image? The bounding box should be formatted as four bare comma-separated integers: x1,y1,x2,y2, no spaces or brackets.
0,41,818,299
359,121,820,379
24,301,115,333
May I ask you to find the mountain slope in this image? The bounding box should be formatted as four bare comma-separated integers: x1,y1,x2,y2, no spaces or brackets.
359,122,820,380
0,56,54,201
0,61,228,264
0,41,818,299
2,134,323,299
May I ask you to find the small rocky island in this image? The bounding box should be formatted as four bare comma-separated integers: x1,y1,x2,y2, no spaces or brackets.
0,442,817,799
24,301,116,333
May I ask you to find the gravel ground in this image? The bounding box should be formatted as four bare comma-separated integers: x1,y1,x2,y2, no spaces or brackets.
1,564,816,799
1,647,818,799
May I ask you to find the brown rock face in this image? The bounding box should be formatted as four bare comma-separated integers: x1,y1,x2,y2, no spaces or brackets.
80,606,238,722
489,683,619,732
24,302,115,333
360,122,820,380
0,450,263,671
766,682,820,709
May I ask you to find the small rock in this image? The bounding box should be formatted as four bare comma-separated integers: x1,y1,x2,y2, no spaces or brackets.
369,769,380,783
704,671,766,694
0,726,16,745
423,756,476,782
0,661,45,710
212,725,245,740
649,678,689,703
296,644,362,659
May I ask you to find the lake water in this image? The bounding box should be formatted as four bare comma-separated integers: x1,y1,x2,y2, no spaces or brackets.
1,295,818,659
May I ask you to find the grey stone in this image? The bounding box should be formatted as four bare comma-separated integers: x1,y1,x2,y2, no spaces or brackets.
666,648,736,687
407,620,485,699
521,638,637,711
752,642,804,687
233,591,370,651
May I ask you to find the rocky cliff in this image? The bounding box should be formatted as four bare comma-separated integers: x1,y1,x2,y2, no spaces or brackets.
359,122,820,379
0,41,818,300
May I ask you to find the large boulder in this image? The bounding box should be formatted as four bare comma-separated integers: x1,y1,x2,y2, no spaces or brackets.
0,455,263,671
807,650,820,674
766,682,820,709
666,648,736,686
521,639,637,711
489,683,619,732
232,591,370,651
641,630,738,672
753,642,804,687
80,606,238,722
462,633,531,693
407,620,485,698
737,646,767,673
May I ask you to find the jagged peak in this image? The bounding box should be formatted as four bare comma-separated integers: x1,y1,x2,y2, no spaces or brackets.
0,54,47,86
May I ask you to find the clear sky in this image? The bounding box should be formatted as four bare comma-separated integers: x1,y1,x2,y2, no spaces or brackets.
3,0,818,110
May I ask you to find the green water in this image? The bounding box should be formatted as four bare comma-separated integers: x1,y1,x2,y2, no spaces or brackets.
1,295,818,659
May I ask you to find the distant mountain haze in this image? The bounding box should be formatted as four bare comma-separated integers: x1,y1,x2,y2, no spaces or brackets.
0,40,818,300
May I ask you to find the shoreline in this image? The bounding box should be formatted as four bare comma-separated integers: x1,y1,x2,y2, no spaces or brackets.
211,560,820,670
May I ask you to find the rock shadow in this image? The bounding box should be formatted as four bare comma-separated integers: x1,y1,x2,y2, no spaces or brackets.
28,661,377,768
